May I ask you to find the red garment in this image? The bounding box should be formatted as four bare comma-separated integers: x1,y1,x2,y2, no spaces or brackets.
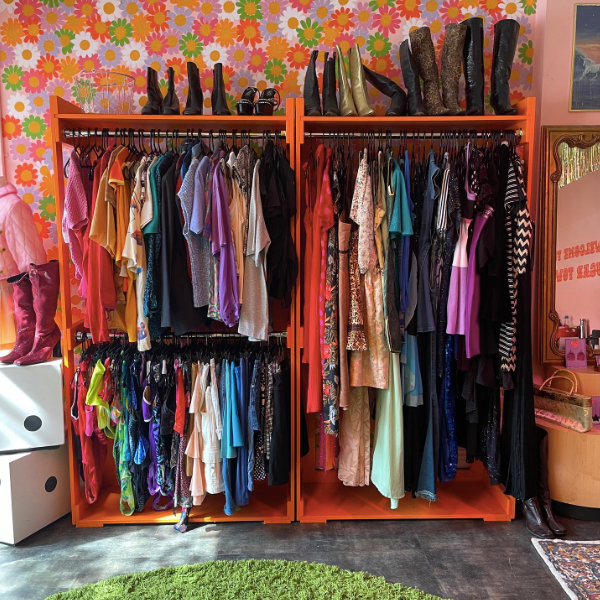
71,358,108,504
84,149,117,342
173,362,187,436
306,145,328,414
318,149,335,363
302,159,314,364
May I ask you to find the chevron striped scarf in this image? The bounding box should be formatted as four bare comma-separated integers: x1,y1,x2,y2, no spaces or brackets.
499,156,532,372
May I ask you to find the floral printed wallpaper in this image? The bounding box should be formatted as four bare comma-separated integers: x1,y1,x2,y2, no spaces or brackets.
0,0,536,319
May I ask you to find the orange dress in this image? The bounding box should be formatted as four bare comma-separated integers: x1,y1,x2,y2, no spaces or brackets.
84,148,117,342
305,145,327,414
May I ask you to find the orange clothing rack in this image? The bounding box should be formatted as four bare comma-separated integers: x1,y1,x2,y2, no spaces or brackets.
49,96,297,526
50,95,536,527
293,96,536,523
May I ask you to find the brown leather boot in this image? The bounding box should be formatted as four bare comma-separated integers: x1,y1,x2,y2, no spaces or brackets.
409,27,450,116
538,429,567,536
441,23,467,115
522,497,553,539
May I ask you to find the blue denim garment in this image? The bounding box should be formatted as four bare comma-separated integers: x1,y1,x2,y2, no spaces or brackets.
247,359,260,492
416,150,439,333
234,357,250,507
220,360,237,516
180,144,194,181
415,332,438,502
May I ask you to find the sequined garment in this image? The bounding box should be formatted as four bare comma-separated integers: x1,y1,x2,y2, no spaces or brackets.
347,230,367,351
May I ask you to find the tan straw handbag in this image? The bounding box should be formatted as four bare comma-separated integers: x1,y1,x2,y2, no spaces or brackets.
534,369,593,433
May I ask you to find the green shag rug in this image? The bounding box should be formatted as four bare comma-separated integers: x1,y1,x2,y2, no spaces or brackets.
45,559,448,600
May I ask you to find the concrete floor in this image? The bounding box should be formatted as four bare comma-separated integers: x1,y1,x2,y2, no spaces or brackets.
1,512,599,600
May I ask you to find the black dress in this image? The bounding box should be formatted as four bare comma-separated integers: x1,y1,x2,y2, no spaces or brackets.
160,155,206,335
259,142,298,308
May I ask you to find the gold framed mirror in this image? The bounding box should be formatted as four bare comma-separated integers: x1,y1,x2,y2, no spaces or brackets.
539,126,600,364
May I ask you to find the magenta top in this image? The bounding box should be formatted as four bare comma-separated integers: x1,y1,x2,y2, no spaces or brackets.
465,205,494,359
64,151,91,296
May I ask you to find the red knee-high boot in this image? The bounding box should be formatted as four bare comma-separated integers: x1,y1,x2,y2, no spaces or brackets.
0,272,36,364
15,260,61,366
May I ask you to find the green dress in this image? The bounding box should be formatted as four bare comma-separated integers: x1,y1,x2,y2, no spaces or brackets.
371,352,405,509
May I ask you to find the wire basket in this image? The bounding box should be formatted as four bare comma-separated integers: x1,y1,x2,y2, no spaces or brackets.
74,70,136,114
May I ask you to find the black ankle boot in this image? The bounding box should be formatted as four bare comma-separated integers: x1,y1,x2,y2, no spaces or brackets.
363,65,407,116
491,18,520,115
237,87,258,115
211,63,231,115
538,428,567,536
161,67,180,115
304,49,322,116
322,52,340,116
522,498,553,539
399,40,425,116
462,17,485,115
141,67,163,115
183,62,203,115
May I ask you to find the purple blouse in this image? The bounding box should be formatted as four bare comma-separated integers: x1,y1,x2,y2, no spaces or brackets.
212,161,239,326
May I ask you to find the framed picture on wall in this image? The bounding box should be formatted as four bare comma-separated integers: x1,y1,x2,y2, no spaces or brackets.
571,4,600,111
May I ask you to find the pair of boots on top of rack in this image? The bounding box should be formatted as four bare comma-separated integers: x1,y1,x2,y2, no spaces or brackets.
304,18,520,118
304,45,408,118
0,260,61,366
522,428,567,539
142,63,231,116
401,18,520,116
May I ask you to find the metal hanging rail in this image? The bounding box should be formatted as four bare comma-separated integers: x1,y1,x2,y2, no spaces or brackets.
63,129,286,139
74,330,288,343
305,129,523,140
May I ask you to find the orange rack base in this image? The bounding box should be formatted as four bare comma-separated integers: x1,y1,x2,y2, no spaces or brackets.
298,462,515,524
73,481,292,528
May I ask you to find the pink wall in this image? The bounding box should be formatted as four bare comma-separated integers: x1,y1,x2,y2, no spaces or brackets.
531,0,600,373
537,0,600,126
555,168,600,334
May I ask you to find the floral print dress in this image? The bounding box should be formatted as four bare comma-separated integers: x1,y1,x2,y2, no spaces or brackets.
322,164,341,436
349,153,389,390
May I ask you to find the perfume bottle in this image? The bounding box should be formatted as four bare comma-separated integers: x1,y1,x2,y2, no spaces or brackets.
579,318,587,339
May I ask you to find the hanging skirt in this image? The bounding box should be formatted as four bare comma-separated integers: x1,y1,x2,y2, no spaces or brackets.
338,386,371,487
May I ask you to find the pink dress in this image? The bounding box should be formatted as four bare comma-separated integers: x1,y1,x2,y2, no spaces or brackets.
446,217,471,335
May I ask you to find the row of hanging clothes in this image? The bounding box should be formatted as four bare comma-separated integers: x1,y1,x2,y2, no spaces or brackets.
63,127,297,349
71,334,292,532
302,128,537,508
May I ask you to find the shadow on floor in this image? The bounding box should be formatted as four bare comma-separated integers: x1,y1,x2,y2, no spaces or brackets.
2,512,599,600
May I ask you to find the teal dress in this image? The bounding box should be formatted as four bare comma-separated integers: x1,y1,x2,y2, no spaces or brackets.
371,353,404,509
